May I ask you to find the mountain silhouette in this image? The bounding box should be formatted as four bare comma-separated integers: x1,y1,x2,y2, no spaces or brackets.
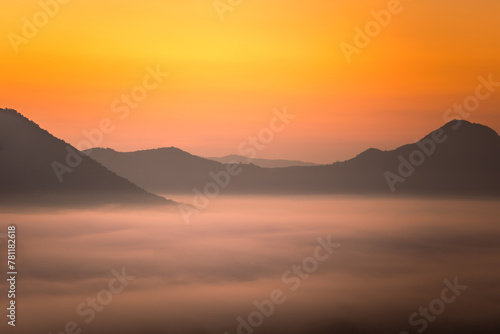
83,147,225,193
0,108,172,207
85,120,500,197
206,155,318,168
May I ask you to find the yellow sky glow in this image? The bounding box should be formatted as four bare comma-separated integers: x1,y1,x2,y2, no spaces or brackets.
1,0,500,163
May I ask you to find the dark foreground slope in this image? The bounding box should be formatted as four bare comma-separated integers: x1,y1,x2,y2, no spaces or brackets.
0,108,173,207
87,120,500,197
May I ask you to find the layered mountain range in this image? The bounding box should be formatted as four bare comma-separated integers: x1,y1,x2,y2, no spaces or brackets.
2,108,499,206
86,120,500,196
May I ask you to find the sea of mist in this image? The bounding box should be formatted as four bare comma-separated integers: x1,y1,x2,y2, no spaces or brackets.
0,195,499,334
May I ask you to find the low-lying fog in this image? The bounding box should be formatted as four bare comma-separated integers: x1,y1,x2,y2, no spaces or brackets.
1,196,499,334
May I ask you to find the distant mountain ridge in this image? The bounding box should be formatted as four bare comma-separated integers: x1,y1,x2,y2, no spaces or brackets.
86,120,500,197
83,147,224,193
0,108,173,207
206,155,319,168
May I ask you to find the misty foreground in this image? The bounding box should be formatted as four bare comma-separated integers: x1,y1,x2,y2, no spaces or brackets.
0,196,499,334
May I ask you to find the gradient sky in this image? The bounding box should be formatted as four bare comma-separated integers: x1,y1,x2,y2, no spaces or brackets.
1,0,500,163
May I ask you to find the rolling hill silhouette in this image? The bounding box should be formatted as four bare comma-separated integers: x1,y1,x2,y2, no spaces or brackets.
84,147,225,193
86,120,500,197
206,155,318,168
0,108,172,207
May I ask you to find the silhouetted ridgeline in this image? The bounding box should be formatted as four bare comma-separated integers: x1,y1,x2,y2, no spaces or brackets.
86,120,500,197
206,154,318,168
0,108,173,207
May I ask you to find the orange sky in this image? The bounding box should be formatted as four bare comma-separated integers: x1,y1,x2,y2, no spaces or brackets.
1,0,500,163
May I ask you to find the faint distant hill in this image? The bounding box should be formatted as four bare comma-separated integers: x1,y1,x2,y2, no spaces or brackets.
0,108,172,207
85,120,500,197
206,154,319,168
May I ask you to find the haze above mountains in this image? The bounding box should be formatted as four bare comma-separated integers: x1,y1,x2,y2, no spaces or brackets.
1,108,500,207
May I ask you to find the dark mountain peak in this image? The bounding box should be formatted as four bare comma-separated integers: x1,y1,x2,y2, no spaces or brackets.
0,108,22,117
155,146,193,155
443,119,472,127
83,147,117,155
410,120,500,158
89,146,192,157
85,146,224,193
1,107,51,138
436,119,498,139
100,146,205,161
0,108,172,207
335,147,387,168
355,148,384,159
1,107,37,127
0,108,68,155
128,146,187,155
